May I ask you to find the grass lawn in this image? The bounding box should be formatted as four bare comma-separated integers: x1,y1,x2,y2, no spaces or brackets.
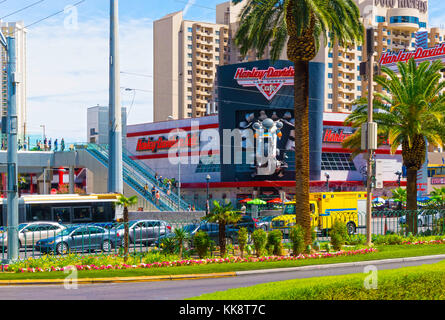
0,243,444,280
189,260,445,300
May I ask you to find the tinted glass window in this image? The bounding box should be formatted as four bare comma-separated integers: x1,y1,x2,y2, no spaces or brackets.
87,227,105,234
72,228,88,236
73,207,92,222
53,207,71,223
37,225,54,231
28,205,52,222
24,225,40,232
134,222,146,228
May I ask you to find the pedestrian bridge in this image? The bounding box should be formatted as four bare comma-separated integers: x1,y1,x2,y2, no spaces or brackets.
0,144,194,212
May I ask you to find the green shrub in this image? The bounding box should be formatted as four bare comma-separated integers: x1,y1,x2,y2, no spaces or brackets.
159,237,177,255
238,227,249,258
225,243,235,257
330,221,348,251
193,231,212,259
266,230,283,256
346,234,366,246
385,234,403,245
142,251,180,264
289,225,305,256
252,229,268,257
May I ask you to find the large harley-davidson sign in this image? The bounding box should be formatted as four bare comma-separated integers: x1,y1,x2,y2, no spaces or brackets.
379,43,445,71
234,66,294,100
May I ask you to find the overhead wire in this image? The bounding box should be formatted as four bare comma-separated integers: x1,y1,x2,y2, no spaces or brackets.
0,0,45,20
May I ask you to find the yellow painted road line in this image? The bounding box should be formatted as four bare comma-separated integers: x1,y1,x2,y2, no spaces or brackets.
0,272,238,286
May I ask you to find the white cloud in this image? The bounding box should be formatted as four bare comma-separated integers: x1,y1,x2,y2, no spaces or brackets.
26,17,153,143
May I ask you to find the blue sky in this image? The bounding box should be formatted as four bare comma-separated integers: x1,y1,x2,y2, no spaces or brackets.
0,0,444,142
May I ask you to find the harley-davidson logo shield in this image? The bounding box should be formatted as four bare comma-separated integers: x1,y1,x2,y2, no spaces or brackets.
234,66,294,100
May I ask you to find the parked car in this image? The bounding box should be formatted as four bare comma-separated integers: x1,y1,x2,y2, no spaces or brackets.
257,215,278,231
36,225,122,254
0,221,66,251
113,220,172,247
399,211,442,227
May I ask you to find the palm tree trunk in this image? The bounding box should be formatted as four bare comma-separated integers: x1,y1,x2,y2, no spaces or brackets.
402,135,425,235
406,168,418,235
124,206,129,261
293,61,312,245
286,4,316,246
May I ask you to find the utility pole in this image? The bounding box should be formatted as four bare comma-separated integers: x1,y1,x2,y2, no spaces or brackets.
108,0,123,194
364,27,377,247
178,126,181,211
6,36,19,263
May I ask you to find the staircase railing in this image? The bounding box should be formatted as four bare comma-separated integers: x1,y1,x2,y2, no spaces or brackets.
85,143,191,211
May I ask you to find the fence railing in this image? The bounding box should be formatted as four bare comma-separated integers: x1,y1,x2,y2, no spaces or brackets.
0,209,444,263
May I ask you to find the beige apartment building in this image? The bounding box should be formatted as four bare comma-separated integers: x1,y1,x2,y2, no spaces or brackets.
0,21,27,141
155,0,441,118
153,11,230,122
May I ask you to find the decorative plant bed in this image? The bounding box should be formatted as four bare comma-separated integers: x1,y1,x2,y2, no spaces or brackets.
3,248,377,273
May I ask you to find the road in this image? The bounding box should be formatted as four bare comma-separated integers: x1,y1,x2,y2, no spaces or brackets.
0,256,442,300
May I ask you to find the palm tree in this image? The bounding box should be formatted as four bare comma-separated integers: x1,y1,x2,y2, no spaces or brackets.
204,201,241,257
430,187,445,209
343,59,445,234
233,0,363,244
391,187,407,210
117,195,138,261
173,227,190,258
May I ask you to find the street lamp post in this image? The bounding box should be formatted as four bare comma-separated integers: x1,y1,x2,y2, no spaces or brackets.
364,27,377,247
206,175,211,214
108,0,124,194
2,35,19,263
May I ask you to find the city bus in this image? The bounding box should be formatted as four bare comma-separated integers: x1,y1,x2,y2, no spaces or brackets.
0,194,121,226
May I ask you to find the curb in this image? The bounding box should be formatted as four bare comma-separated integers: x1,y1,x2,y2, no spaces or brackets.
235,254,445,276
0,254,444,286
0,272,237,286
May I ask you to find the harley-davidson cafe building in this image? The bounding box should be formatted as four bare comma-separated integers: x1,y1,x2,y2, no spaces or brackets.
125,60,405,207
